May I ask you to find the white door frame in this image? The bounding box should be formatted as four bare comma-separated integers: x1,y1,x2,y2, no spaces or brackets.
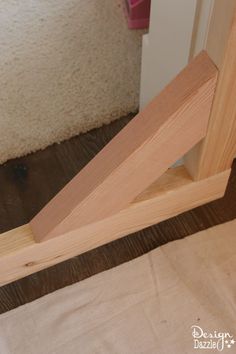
140,0,214,108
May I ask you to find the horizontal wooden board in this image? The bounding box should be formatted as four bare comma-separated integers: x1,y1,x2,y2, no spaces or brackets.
0,167,230,286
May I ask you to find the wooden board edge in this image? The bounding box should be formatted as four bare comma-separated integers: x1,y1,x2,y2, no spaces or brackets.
0,167,230,286
31,51,218,242
184,1,236,179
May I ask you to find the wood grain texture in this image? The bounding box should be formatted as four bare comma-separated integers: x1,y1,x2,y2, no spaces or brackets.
0,114,134,235
0,116,236,313
0,166,230,286
31,51,218,242
185,0,236,179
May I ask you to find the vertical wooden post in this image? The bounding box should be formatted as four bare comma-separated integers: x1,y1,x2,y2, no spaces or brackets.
184,0,236,179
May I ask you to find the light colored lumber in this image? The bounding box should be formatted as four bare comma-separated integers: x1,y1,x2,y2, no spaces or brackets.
30,51,218,242
184,0,236,179
0,166,230,286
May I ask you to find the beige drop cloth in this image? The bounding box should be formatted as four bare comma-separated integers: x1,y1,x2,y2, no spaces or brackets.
0,220,236,354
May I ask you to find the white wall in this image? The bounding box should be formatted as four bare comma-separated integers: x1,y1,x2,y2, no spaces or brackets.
139,0,213,109
190,0,214,58
139,0,214,167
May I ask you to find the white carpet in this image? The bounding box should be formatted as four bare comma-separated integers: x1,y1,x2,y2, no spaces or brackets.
0,0,144,164
0,220,236,354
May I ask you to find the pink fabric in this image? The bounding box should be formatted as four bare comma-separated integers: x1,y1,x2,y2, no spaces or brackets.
125,0,151,29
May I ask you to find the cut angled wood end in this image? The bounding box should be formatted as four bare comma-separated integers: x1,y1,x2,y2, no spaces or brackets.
30,51,218,243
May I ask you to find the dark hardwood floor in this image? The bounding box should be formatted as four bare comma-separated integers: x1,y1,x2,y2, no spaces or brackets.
0,114,236,314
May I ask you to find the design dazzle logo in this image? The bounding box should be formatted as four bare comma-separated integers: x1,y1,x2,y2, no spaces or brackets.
191,326,235,352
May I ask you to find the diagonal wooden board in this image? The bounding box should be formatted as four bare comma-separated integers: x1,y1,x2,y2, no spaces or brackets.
30,51,218,242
